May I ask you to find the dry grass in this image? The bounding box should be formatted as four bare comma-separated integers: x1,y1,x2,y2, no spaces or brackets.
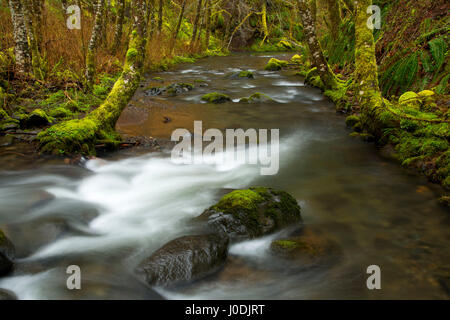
0,2,208,82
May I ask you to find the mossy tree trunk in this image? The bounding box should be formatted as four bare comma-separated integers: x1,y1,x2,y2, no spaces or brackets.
298,0,338,90
260,0,269,45
326,0,341,41
353,0,384,136
38,0,149,155
171,0,187,52
111,0,126,54
85,0,105,90
9,0,31,76
190,0,203,47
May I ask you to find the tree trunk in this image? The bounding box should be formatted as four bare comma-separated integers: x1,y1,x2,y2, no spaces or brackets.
204,0,212,48
171,0,187,52
23,0,43,79
101,0,110,48
298,0,337,90
341,0,355,13
85,0,105,90
111,0,125,54
326,0,341,41
260,0,269,45
190,0,203,47
9,0,31,75
157,0,163,34
309,0,316,23
39,0,149,155
353,0,384,135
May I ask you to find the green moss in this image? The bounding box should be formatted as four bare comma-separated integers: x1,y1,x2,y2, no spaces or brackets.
49,107,73,118
272,240,298,249
345,115,360,128
264,58,288,71
277,40,295,51
398,91,420,108
239,92,274,103
201,92,231,104
238,71,254,78
418,90,435,98
291,54,304,64
213,189,264,213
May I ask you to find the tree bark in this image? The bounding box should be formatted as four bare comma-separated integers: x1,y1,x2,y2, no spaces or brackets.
298,0,337,90
85,0,105,90
9,0,31,75
111,0,126,54
157,0,163,34
326,0,342,41
353,0,384,135
190,0,203,47
204,0,212,48
171,0,187,51
23,0,43,79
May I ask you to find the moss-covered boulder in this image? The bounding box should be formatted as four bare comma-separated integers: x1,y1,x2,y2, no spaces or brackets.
0,108,19,131
277,40,294,50
264,58,288,71
239,92,274,103
398,91,420,109
229,70,254,79
166,83,194,96
136,234,229,287
201,92,231,104
417,90,435,98
0,229,15,276
197,187,302,240
270,228,340,267
290,54,304,64
26,108,52,127
345,115,361,128
49,107,73,119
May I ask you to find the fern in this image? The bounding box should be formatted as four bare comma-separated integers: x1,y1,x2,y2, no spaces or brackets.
381,52,419,95
419,49,435,73
429,37,447,75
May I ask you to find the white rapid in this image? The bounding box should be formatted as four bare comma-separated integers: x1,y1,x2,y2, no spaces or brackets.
0,134,304,299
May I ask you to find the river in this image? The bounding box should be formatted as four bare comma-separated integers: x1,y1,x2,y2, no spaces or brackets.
0,53,448,299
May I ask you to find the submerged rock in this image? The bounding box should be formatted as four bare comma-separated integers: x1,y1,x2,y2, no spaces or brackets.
264,58,288,71
0,229,15,276
270,228,340,268
136,234,229,287
201,92,231,104
228,70,254,79
0,288,17,300
197,187,302,240
239,92,274,103
144,83,194,97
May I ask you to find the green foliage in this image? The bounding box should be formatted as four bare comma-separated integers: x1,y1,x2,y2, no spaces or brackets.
428,36,447,75
381,52,419,95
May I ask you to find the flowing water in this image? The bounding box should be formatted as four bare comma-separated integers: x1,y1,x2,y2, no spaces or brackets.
0,53,449,299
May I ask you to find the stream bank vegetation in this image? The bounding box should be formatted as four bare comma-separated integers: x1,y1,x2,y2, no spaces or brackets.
0,0,449,203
